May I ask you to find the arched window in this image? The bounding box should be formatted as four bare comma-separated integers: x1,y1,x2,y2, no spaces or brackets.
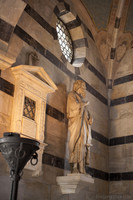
56,19,73,63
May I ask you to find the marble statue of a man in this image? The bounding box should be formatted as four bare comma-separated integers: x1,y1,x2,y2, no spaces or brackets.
67,80,93,174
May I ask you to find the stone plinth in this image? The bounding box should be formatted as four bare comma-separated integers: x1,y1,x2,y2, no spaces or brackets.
56,173,94,194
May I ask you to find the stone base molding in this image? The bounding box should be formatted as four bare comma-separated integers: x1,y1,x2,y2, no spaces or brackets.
56,173,94,194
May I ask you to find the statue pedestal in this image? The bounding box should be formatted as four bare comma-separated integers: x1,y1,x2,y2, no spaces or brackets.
56,173,94,194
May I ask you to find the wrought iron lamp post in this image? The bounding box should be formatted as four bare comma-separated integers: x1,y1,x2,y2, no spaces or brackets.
0,132,40,200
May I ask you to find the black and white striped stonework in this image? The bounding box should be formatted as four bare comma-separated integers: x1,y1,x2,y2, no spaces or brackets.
54,1,88,68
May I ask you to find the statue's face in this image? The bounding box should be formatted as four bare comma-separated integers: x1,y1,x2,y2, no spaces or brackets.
77,82,86,98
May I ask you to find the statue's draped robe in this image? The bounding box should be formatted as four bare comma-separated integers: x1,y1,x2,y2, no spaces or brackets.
67,91,92,165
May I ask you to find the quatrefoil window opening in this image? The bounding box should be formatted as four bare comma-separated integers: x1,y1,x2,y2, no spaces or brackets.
56,19,73,63
23,96,36,120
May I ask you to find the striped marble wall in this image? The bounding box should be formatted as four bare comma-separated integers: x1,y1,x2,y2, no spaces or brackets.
0,0,132,199
109,48,133,198
0,0,109,199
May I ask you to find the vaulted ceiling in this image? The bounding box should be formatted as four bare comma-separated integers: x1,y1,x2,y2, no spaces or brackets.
78,0,133,83
81,0,133,34
81,0,112,31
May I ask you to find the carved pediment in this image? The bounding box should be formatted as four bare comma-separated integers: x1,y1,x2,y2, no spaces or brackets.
11,65,57,92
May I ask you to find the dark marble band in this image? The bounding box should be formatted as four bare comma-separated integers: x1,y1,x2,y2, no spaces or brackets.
14,26,46,56
46,104,66,123
66,16,81,30
86,166,108,181
0,77,14,96
110,172,133,181
111,94,133,106
73,38,88,48
114,17,121,29
45,49,75,79
84,59,106,84
92,130,109,146
84,79,107,105
114,74,133,85
64,2,70,12
110,135,133,146
54,2,70,17
83,23,95,41
110,48,116,59
54,6,60,17
59,9,70,17
43,152,65,170
0,18,14,43
24,4,57,39
14,26,108,105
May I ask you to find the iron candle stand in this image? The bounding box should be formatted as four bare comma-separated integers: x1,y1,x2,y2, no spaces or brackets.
0,132,40,200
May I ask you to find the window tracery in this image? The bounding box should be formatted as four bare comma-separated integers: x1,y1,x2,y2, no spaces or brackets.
56,19,73,63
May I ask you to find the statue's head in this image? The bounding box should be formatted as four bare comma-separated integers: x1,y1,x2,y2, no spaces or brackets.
73,80,86,98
